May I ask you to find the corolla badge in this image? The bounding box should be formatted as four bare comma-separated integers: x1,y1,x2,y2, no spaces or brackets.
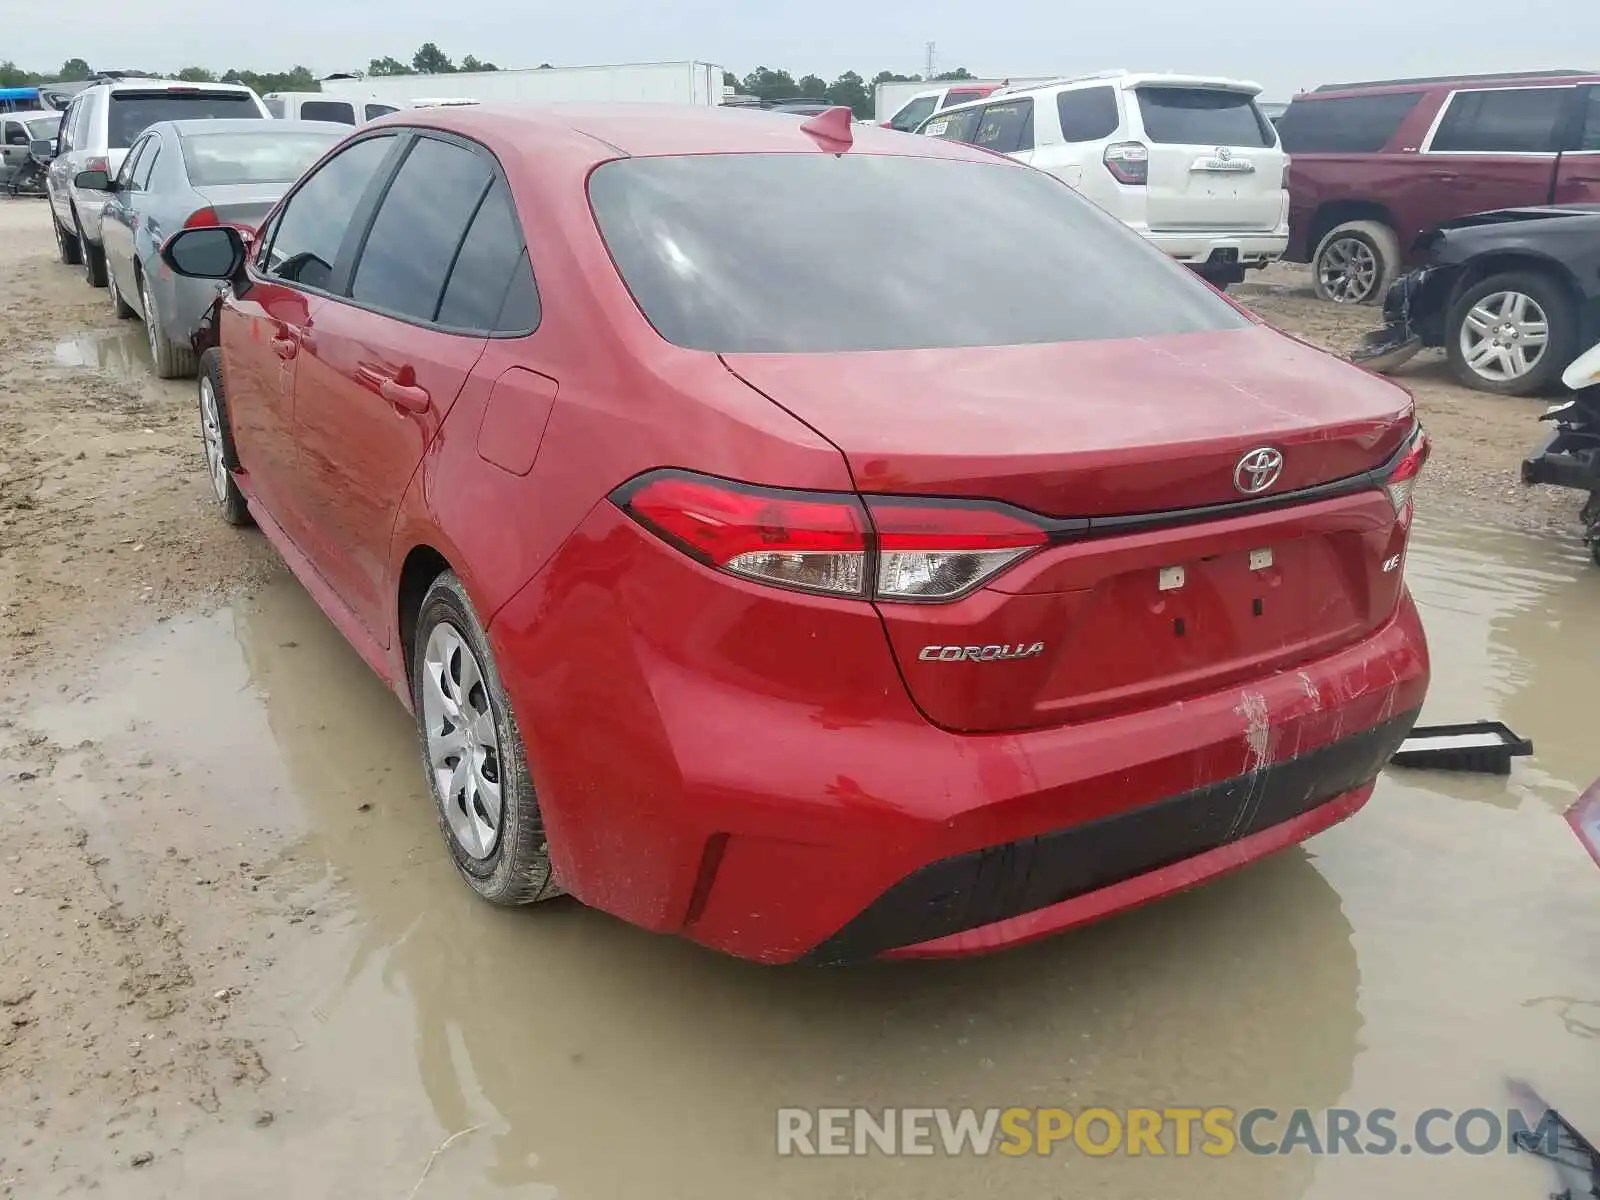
918,643,1045,663
1233,447,1284,495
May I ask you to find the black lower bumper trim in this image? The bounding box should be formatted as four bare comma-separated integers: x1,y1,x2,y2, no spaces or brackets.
802,710,1420,965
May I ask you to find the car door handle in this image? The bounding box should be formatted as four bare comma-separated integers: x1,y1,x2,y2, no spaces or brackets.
270,335,297,360
379,379,430,414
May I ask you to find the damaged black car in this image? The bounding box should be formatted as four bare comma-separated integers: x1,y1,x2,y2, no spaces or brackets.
1353,204,1600,396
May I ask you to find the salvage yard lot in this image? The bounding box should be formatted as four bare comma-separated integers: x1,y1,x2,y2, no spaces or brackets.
1,194,1597,1199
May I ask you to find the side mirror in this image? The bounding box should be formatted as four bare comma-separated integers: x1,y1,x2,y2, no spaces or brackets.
161,226,246,281
73,168,112,191
30,138,56,159
1562,343,1600,392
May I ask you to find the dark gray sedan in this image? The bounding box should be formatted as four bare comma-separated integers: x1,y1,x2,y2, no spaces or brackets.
87,118,345,377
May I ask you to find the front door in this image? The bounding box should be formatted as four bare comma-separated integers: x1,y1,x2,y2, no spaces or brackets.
1413,85,1571,230
1554,85,1600,205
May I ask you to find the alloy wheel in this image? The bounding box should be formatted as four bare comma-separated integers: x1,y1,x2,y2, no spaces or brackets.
1317,236,1379,303
198,373,229,504
421,623,504,861
1458,291,1548,384
142,279,160,363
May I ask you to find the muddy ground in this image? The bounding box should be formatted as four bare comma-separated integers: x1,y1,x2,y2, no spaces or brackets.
0,196,1596,1199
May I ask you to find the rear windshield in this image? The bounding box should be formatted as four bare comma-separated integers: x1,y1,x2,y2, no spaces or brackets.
587,153,1249,353
1135,87,1274,147
300,100,356,125
108,91,261,149
179,130,341,186
1276,91,1423,153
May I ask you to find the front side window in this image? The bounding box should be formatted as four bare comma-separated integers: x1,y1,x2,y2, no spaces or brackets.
1430,87,1567,153
25,114,60,142
300,100,356,125
349,136,494,322
891,95,938,132
107,90,262,150
3,121,26,147
1136,87,1273,147
973,100,1034,154
1056,86,1120,142
261,133,398,290
588,153,1248,353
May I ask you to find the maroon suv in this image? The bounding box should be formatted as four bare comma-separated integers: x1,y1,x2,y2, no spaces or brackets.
1280,71,1600,303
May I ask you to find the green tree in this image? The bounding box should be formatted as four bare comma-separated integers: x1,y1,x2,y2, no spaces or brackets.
174,66,217,82
797,74,827,99
57,57,92,82
411,42,455,74
741,66,797,104
873,70,920,85
722,69,738,88
459,55,498,72
825,71,871,119
368,56,413,76
0,61,42,87
934,67,975,81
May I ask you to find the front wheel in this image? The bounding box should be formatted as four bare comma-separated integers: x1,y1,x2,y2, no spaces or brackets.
1312,220,1399,305
197,348,250,526
1445,272,1576,396
411,571,562,906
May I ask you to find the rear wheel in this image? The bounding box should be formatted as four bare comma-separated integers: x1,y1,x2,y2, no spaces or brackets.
75,211,107,288
54,213,82,266
142,271,196,379
1445,271,1575,396
411,571,562,906
106,258,135,319
1312,219,1399,305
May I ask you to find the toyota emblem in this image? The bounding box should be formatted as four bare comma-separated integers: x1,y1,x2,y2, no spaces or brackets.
1234,447,1284,495
1215,146,1233,161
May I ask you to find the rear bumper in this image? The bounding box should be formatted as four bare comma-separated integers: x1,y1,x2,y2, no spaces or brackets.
1142,229,1289,266
491,506,1430,964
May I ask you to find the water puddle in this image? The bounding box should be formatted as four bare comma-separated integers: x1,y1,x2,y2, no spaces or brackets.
21,517,1600,1199
50,326,152,380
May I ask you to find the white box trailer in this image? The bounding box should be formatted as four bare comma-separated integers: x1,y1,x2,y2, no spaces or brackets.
872,77,1060,124
322,61,726,108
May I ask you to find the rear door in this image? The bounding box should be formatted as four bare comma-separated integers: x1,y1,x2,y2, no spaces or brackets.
1420,85,1571,215
289,132,501,640
970,97,1036,163
99,132,150,289
1131,84,1284,232
1554,85,1600,205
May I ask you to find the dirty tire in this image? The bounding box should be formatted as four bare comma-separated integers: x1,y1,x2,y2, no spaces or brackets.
197,348,251,527
1312,219,1399,305
76,213,107,288
54,214,82,265
106,261,135,319
1445,271,1576,397
411,571,563,906
143,271,196,379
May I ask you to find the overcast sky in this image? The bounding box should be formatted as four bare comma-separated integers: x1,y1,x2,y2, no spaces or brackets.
12,0,1600,100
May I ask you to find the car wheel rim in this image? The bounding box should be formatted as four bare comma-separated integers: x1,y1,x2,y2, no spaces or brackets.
198,374,229,504
1459,290,1548,383
1318,236,1378,303
142,280,160,361
422,623,504,862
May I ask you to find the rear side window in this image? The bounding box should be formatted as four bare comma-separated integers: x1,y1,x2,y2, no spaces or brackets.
1430,87,1568,153
1580,89,1600,152
107,90,261,149
1056,86,1119,142
350,136,494,322
436,177,540,333
923,107,982,143
588,153,1248,353
261,134,398,290
134,141,161,189
890,95,938,132
974,99,1034,153
1135,87,1273,147
366,104,399,120
301,100,356,125
1276,91,1422,152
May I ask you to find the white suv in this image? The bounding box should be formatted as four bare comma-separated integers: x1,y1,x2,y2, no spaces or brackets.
46,77,270,287
921,72,1288,286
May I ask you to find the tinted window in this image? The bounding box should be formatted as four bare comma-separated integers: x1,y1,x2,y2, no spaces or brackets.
107,90,261,149
1056,86,1119,142
497,257,538,332
436,178,538,332
588,154,1246,353
923,106,983,143
350,136,494,322
1136,87,1273,147
366,104,400,120
114,137,147,189
974,99,1033,153
1276,91,1422,153
1430,87,1567,153
134,141,161,189
264,96,285,117
3,121,26,147
180,130,339,186
58,99,80,151
891,96,938,132
301,100,356,125
263,134,397,290
1581,89,1600,152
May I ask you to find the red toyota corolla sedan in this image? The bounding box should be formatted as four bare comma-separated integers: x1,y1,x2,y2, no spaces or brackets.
160,104,1430,964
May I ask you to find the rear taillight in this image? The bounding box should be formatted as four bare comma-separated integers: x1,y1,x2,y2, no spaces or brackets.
1383,428,1430,519
614,471,1048,602
1103,141,1148,186
84,156,109,175
183,206,219,229
1280,154,1291,189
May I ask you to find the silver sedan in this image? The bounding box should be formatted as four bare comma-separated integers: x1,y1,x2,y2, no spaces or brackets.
88,118,345,377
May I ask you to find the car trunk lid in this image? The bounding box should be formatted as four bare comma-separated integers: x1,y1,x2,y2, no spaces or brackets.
1132,83,1285,233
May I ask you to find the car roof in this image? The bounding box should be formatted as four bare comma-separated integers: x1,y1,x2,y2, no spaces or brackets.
932,71,1265,114
391,102,1013,164
1302,70,1600,99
